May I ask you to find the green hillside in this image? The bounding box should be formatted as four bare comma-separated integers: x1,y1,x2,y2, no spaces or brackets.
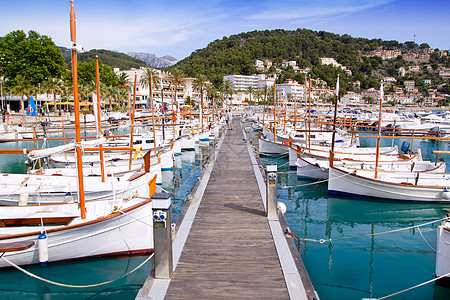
63,49,147,70
169,28,448,94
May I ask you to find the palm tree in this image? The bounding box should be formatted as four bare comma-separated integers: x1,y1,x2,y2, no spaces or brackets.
206,84,219,124
42,77,65,113
246,86,255,105
223,79,233,107
262,85,269,124
9,75,31,112
193,74,208,130
169,68,185,109
106,86,118,110
140,68,160,110
255,90,263,105
117,72,131,110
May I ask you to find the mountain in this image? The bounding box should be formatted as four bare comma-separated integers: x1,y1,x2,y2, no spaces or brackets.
128,52,178,68
169,28,449,93
62,49,147,70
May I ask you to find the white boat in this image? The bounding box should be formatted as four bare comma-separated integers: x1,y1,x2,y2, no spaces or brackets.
258,136,289,156
46,144,173,172
0,124,22,141
0,1,155,269
0,161,156,205
328,165,450,202
0,195,153,268
436,218,450,281
298,155,445,180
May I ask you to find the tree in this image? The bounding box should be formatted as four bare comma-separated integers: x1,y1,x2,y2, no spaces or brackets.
0,30,66,87
42,77,64,112
9,75,32,112
223,79,234,106
246,86,255,105
140,68,160,109
117,72,131,109
193,74,209,129
77,59,118,87
169,68,185,109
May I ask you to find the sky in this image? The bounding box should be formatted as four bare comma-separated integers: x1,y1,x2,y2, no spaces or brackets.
1,0,449,60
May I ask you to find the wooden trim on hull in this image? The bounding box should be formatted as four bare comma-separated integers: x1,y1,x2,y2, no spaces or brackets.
0,198,152,241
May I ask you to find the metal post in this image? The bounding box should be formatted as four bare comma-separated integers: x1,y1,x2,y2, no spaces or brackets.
38,82,41,114
0,76,3,109
266,165,278,220
152,192,173,279
209,134,215,163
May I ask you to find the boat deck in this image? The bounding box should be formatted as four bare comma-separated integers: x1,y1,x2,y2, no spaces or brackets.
137,118,313,299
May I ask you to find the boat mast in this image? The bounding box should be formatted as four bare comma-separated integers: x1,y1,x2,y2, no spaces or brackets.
308,76,311,151
273,82,276,143
150,72,157,154
374,81,384,179
331,74,340,155
95,56,105,182
70,0,86,219
170,80,175,138
294,88,297,132
129,73,137,170
200,87,204,133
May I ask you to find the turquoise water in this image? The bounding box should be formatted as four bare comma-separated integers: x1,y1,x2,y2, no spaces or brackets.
257,133,450,300
0,137,210,299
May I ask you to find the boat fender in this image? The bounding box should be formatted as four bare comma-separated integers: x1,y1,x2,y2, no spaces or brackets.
443,188,450,200
38,232,48,266
277,201,287,215
19,193,29,206
401,141,411,154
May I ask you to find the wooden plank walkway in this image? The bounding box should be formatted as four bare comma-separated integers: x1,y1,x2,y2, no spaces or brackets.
164,119,290,299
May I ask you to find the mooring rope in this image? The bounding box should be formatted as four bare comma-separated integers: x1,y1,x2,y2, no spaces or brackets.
117,210,153,228
279,171,356,189
300,217,449,244
376,272,450,300
0,253,153,288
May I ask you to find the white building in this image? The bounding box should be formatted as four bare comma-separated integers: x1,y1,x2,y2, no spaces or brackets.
281,61,299,70
223,74,275,91
341,92,362,106
114,67,197,107
256,74,276,89
223,75,258,91
276,80,305,101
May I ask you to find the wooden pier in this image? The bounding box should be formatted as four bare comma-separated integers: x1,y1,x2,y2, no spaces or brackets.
137,118,315,299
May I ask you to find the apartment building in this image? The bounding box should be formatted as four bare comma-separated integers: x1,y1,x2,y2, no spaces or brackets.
223,74,275,91
403,80,416,91
276,79,305,101
114,67,195,106
368,49,402,60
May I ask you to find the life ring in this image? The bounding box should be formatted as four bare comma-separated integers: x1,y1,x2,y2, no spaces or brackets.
28,106,34,113
281,142,289,145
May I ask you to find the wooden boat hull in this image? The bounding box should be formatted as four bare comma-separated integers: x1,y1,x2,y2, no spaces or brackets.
436,221,450,279
0,198,153,268
258,138,288,156
328,166,450,202
296,157,328,180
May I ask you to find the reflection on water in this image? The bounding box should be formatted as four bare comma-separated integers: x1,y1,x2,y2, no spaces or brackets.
255,129,450,300
0,137,210,299
0,256,151,300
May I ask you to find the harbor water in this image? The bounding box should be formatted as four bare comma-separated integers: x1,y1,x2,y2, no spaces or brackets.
257,132,450,300
0,136,211,299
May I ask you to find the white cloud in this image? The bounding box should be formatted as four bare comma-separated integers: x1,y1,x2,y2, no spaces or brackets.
245,0,393,21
